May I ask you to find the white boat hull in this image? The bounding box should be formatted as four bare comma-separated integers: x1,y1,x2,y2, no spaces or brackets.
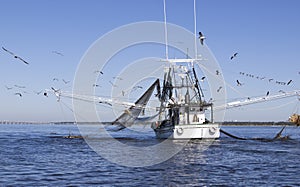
153,123,220,139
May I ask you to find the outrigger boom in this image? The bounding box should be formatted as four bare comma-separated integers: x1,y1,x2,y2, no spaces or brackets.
46,88,300,116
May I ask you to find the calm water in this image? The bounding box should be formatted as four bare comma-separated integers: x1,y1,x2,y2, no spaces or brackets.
0,124,300,186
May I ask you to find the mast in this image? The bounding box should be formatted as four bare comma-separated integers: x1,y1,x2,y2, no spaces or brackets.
163,0,169,61
194,0,197,59
192,0,205,103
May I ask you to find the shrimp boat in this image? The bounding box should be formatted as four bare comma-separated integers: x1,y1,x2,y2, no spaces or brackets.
47,0,299,140
150,59,220,139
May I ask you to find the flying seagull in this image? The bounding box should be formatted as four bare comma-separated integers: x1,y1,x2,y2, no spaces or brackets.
14,84,26,89
94,70,104,74
133,85,143,90
52,51,64,56
34,90,43,95
236,80,243,86
198,32,206,45
14,93,22,97
109,81,117,87
62,79,70,84
260,77,266,80
5,85,13,90
2,47,29,65
230,52,238,60
93,84,101,87
113,76,123,80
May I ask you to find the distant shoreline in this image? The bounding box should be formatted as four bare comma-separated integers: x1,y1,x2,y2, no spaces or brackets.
0,121,294,126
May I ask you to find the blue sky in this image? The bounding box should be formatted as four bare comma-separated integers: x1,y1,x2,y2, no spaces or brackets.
0,0,299,122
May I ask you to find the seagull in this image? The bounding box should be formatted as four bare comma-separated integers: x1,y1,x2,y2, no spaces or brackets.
133,86,143,89
62,79,70,84
34,90,43,95
132,86,143,92
51,87,59,92
94,70,104,74
109,81,117,87
236,80,243,86
52,51,64,56
276,81,286,85
93,84,101,87
230,52,238,60
260,77,266,80
5,85,13,90
14,93,22,97
14,84,26,89
287,79,292,85
113,76,123,80
198,32,206,45
99,101,112,106
200,76,206,82
2,47,29,65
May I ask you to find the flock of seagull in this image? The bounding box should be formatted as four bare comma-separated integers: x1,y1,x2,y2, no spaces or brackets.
4,78,70,98
238,72,293,86
2,33,298,100
93,70,144,97
198,32,296,98
2,46,69,98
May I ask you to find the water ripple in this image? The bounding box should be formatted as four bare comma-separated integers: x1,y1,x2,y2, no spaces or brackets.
0,124,300,186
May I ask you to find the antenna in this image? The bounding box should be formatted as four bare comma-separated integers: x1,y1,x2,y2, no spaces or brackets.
194,0,198,60
163,0,169,60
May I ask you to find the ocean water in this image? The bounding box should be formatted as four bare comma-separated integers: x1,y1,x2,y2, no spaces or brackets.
0,124,300,186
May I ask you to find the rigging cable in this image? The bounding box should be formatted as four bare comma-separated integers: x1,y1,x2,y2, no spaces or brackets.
193,0,197,59
163,0,169,61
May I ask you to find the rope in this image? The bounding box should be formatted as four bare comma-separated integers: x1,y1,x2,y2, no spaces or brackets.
220,129,247,140
220,126,289,141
